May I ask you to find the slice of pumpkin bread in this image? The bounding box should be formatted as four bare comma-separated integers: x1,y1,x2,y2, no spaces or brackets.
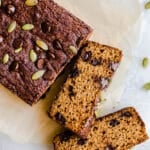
49,41,122,138
53,107,149,150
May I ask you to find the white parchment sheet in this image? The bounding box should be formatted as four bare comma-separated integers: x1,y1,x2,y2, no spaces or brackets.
0,0,144,149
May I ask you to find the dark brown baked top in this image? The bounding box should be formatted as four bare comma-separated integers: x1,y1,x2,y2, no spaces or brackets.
49,41,122,138
0,0,92,105
53,107,149,150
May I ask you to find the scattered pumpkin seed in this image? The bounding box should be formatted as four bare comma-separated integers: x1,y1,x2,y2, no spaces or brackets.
30,49,37,62
36,40,48,51
32,70,45,80
14,47,22,53
25,0,38,6
69,45,77,54
143,82,150,90
145,2,150,9
8,21,17,33
142,57,149,68
2,54,9,64
22,24,34,31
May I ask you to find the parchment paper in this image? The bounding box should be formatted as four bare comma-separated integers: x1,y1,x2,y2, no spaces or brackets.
0,0,143,148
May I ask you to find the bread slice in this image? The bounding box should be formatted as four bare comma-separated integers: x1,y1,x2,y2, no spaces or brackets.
49,41,122,138
53,107,149,150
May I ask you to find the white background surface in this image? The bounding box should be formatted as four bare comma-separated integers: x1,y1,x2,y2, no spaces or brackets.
0,0,150,149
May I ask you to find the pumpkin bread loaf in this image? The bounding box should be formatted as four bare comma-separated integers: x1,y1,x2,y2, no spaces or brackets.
0,0,92,105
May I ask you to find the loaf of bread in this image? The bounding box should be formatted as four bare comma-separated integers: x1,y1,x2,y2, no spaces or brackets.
0,0,92,105
53,107,149,150
49,41,122,138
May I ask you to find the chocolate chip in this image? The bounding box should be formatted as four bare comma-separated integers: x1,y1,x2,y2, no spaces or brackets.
69,67,79,78
1,32,7,38
9,61,19,72
53,39,63,50
68,85,73,92
41,21,51,33
46,52,56,59
105,145,114,150
55,112,66,125
81,51,92,61
59,131,73,143
0,35,3,43
121,111,132,118
13,39,23,49
93,127,98,131
68,85,76,97
109,119,120,127
6,5,16,15
112,63,119,71
77,139,87,145
36,59,45,69
43,70,54,80
94,77,109,89
108,62,119,72
100,77,109,89
90,58,101,66
100,49,105,53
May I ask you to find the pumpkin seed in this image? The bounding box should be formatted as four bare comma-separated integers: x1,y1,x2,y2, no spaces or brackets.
25,0,38,6
142,57,149,68
143,82,150,90
2,54,9,64
22,24,34,31
69,45,77,54
145,2,150,9
14,47,22,53
29,49,37,62
8,21,17,33
36,40,48,51
32,70,45,80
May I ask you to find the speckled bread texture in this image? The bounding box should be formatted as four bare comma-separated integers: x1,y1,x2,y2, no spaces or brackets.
49,41,122,138
53,107,149,150
0,0,92,105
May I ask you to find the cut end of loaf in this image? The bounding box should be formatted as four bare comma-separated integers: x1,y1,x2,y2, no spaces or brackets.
49,41,122,138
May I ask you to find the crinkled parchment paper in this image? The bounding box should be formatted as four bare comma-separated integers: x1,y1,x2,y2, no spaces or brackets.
0,0,143,149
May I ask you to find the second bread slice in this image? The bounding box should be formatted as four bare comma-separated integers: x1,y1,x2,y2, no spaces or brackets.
49,41,122,138
53,107,149,150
